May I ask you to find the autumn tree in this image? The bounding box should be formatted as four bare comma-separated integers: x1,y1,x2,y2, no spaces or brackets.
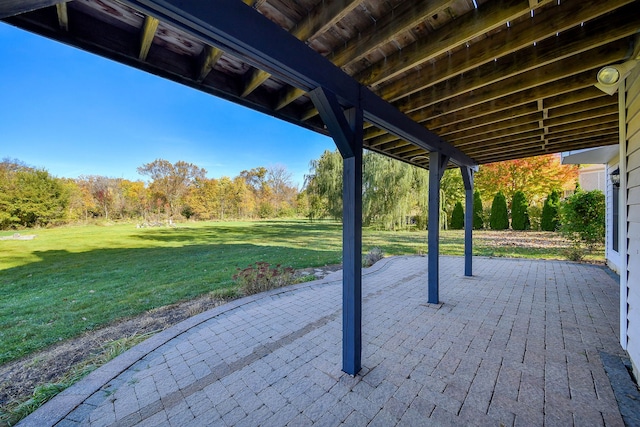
267,165,297,217
80,175,118,220
475,154,578,204
137,159,206,220
0,159,69,228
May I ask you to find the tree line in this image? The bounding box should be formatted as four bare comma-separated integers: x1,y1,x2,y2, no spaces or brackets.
1,152,581,231
304,150,581,231
0,158,301,229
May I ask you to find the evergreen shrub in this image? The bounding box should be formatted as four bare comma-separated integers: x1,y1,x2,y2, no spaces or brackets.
490,192,509,230
541,190,560,231
473,191,484,229
511,191,530,230
450,201,464,230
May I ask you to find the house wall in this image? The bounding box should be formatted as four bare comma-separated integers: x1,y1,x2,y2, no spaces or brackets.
605,161,621,273
625,64,640,377
579,164,606,192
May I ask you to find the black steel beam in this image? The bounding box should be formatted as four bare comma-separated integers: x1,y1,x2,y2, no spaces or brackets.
120,0,476,167
0,0,64,19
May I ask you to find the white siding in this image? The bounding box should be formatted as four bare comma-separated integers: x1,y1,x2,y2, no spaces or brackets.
605,161,620,273
625,65,640,377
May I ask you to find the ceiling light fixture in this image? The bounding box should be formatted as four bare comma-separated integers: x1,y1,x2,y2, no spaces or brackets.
595,60,639,95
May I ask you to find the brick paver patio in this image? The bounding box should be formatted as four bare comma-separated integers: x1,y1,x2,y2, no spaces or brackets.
19,256,626,426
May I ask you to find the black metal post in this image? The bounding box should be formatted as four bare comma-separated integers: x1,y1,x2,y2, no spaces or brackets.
310,88,363,375
461,166,474,277
428,151,448,304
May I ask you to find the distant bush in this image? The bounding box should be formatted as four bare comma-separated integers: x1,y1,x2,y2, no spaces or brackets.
560,189,605,251
511,191,530,230
363,247,384,267
528,204,542,231
490,192,509,230
541,190,561,231
450,201,464,230
233,262,295,295
473,191,484,229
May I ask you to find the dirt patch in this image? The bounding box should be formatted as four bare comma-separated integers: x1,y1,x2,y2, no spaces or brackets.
0,295,227,408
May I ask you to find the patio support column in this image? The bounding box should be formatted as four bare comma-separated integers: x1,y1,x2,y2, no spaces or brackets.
428,151,449,304
461,166,474,277
310,87,363,376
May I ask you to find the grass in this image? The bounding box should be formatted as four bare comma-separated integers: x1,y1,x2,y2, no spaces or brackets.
0,332,154,426
0,220,602,366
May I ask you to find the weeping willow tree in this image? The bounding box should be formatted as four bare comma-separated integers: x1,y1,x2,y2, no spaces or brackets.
306,150,431,230
305,150,343,220
363,152,414,229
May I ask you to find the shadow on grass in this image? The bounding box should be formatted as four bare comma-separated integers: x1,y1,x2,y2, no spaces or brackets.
0,242,340,365
129,220,344,251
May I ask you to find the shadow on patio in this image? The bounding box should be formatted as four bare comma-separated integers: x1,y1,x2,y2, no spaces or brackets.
20,256,628,426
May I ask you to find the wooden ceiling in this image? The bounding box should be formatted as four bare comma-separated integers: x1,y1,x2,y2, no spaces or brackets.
3,0,639,168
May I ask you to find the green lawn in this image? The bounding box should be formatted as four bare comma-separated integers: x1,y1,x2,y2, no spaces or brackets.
0,220,599,365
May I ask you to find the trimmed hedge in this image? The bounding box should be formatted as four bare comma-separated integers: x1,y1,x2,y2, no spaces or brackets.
490,191,509,230
511,191,530,230
451,201,464,229
473,191,484,229
541,190,560,231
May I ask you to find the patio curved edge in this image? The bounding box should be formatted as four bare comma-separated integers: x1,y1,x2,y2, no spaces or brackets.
16,255,400,427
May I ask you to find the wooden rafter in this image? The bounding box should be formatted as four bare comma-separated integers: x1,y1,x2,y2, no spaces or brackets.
55,2,67,31
196,45,224,82
139,15,159,61
394,38,632,114
240,0,364,98
356,0,537,87
378,0,637,103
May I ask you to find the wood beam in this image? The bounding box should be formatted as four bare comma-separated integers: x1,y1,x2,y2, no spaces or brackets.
139,15,159,61
395,38,632,114
545,104,619,128
471,137,619,163
547,96,617,119
241,0,363,98
196,45,224,82
548,115,619,134
471,133,619,158
376,0,637,103
121,0,475,166
356,0,534,87
408,69,599,125
0,0,64,18
449,120,542,146
55,2,67,31
365,87,609,150
332,0,453,69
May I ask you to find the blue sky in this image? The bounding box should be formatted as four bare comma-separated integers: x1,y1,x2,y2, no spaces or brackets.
0,23,335,188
